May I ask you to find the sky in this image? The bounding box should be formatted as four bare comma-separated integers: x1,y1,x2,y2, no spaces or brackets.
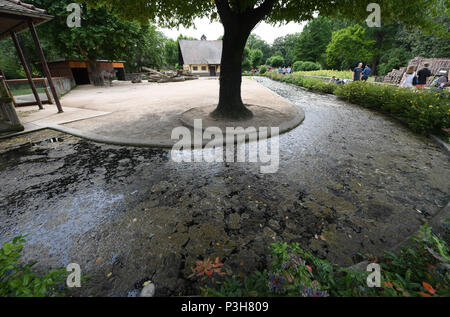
159,17,307,44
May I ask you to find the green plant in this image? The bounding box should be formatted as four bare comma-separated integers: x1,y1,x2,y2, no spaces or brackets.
263,72,449,138
266,55,285,68
0,235,67,297
293,61,321,71
259,65,267,75
199,224,449,297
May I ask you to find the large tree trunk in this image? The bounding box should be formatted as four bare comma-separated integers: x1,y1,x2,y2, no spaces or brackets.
210,0,275,121
210,26,252,120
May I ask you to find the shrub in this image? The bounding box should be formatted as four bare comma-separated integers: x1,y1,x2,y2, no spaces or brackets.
293,61,321,72
0,235,67,297
263,72,450,136
259,65,267,75
334,82,450,135
266,55,285,68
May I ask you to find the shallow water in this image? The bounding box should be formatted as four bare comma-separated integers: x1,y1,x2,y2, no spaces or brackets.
0,78,448,296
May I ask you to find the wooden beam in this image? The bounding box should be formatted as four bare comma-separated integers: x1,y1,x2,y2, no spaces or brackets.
10,31,43,110
27,19,63,113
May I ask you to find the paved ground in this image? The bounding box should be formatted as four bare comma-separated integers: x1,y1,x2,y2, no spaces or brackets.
0,77,448,297
60,78,300,145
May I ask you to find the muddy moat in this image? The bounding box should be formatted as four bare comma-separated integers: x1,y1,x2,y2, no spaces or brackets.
0,78,449,296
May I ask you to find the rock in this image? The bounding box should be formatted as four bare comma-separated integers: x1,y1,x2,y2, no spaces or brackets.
127,289,140,297
227,213,241,230
140,283,155,297
268,219,280,230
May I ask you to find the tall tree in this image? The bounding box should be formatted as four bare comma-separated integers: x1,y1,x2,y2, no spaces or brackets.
272,33,300,66
249,49,264,68
28,0,165,85
326,25,375,70
84,0,443,119
164,38,179,67
246,34,273,61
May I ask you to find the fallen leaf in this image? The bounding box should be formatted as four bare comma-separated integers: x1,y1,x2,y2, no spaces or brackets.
95,257,102,263
422,282,436,294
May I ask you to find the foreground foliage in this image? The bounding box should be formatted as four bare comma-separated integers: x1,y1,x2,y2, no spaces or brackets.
195,224,449,297
264,73,450,137
0,235,66,297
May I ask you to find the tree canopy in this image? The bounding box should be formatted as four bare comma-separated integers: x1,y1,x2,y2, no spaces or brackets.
84,0,443,32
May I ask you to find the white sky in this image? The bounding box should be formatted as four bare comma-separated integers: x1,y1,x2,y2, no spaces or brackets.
159,17,307,44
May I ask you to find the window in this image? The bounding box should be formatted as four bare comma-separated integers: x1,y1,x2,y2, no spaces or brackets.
201,66,207,71
193,66,198,71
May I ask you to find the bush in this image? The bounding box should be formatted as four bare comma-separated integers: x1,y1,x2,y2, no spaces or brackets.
264,72,450,136
197,224,450,297
334,82,450,135
266,55,285,68
293,61,321,71
259,65,267,75
0,235,67,297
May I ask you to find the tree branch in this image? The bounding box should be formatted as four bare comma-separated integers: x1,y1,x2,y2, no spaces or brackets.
248,0,276,25
215,0,234,26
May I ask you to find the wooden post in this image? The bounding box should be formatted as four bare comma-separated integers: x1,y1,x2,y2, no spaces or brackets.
27,19,63,113
0,76,23,131
10,31,44,110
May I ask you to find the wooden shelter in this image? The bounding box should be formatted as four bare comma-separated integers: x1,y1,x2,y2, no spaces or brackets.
47,59,127,85
0,0,63,113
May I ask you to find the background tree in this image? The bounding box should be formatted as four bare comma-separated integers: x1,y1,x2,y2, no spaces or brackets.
249,49,264,68
246,34,273,62
272,33,300,66
266,55,285,68
164,38,179,68
78,0,446,118
326,25,375,70
24,0,165,84
241,46,252,72
0,40,25,79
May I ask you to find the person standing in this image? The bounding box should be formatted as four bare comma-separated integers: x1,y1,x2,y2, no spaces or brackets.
400,66,417,88
353,62,364,81
287,66,292,75
416,63,432,87
361,64,372,81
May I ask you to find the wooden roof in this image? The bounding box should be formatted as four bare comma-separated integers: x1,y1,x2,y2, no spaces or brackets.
0,0,52,40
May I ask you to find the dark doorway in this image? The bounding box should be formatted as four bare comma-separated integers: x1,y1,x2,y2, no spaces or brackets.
71,68,90,85
114,68,126,81
209,66,216,77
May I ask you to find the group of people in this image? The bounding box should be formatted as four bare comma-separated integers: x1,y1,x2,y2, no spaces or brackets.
400,63,449,89
353,62,372,82
329,76,348,85
277,66,292,75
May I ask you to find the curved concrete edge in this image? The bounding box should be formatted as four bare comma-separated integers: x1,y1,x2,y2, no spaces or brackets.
0,104,304,149
177,105,305,147
46,125,175,149
430,135,450,157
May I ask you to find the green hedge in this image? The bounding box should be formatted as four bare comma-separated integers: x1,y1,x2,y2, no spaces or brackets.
264,73,450,137
293,61,321,72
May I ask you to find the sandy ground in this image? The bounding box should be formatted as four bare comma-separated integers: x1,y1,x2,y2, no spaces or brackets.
61,78,300,143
